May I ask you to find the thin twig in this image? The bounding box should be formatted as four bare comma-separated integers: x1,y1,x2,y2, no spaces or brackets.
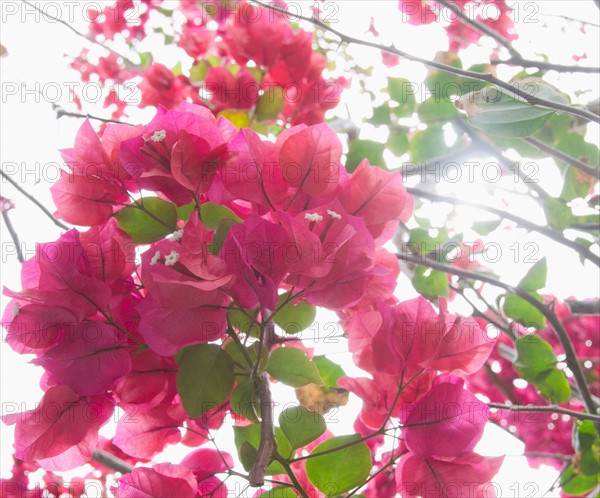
490,57,600,74
539,12,600,28
1,210,24,263
407,187,600,267
520,452,573,462
566,299,600,315
524,136,599,179
489,402,600,422
250,0,600,123
0,169,69,230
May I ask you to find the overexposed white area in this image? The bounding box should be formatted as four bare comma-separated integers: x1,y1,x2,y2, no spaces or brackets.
1,1,599,496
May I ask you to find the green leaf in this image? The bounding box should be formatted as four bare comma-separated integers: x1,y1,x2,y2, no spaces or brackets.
407,227,449,256
256,488,299,498
230,378,260,422
233,424,293,473
519,257,547,292
412,265,449,299
561,166,596,202
200,202,242,229
457,78,570,137
535,368,572,404
575,238,594,265
256,87,285,121
554,132,600,167
137,51,153,68
574,420,600,476
115,197,178,244
305,435,372,495
171,61,182,76
267,347,324,387
190,60,211,82
387,127,409,156
503,292,546,329
514,335,557,376
279,405,326,449
513,335,571,403
472,219,502,235
424,55,486,98
207,54,222,67
176,202,196,221
176,344,235,418
489,136,542,158
418,97,458,122
346,140,385,172
503,258,548,330
544,197,575,230
560,465,599,495
273,293,316,334
228,308,260,337
387,77,416,117
409,125,457,163
367,104,392,126
224,340,268,374
313,356,345,388
210,218,239,255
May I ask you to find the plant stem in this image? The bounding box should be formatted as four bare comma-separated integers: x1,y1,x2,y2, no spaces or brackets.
271,452,311,498
55,107,135,126
491,57,600,74
489,403,600,422
566,299,600,315
524,137,599,179
248,371,276,487
1,210,24,263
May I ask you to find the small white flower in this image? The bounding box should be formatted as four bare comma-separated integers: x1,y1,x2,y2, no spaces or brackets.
168,228,184,242
164,250,180,267
150,250,161,266
304,212,323,222
327,209,342,220
151,129,167,142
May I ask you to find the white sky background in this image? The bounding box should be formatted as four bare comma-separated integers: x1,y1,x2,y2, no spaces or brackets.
1,1,599,496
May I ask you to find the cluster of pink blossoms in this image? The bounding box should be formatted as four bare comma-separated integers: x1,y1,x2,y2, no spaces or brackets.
71,0,346,124
1,101,506,497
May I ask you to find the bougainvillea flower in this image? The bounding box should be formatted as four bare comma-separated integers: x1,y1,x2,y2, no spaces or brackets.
396,452,504,497
401,374,487,458
2,385,114,470
116,463,198,498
